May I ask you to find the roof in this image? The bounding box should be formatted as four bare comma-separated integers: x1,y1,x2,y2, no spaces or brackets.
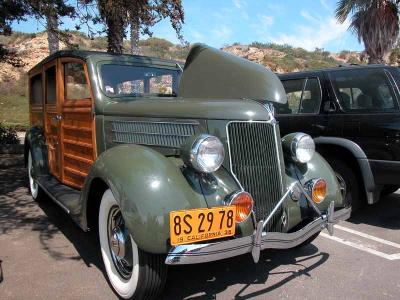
29,49,182,73
278,64,395,78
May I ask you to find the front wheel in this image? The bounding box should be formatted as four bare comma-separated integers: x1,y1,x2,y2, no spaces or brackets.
99,189,167,300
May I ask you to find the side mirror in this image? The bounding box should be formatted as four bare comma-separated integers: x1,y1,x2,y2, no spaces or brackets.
323,101,336,113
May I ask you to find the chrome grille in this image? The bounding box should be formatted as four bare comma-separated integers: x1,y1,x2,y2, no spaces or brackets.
112,120,198,148
227,121,283,229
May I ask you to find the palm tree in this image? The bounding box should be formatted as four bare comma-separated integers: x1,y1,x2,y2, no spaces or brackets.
336,0,400,64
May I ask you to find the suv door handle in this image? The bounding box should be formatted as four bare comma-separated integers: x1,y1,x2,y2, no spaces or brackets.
312,124,325,130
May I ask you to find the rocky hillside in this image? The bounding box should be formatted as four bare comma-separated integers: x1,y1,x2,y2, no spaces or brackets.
0,30,385,83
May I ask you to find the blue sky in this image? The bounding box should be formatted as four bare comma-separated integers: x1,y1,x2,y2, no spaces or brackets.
12,0,363,52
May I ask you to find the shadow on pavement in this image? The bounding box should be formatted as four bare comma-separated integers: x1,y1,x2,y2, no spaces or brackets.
0,165,104,272
163,245,328,299
348,192,400,230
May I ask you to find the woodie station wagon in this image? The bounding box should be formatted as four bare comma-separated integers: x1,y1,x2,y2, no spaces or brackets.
25,44,350,299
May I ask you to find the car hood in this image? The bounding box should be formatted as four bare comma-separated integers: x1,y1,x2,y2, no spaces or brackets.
178,44,287,104
102,97,271,121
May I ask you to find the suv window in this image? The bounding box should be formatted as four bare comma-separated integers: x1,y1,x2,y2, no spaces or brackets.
100,64,181,97
330,69,398,112
278,77,321,114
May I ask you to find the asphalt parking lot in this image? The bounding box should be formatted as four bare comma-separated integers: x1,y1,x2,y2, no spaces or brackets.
1,159,400,299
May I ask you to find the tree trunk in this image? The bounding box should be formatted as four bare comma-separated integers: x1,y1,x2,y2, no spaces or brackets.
46,13,59,54
130,15,140,55
368,55,384,64
106,14,125,54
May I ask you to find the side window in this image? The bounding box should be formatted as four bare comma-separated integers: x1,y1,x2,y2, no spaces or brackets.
279,77,321,114
64,62,91,100
281,79,304,114
331,69,398,112
300,78,322,113
30,74,43,105
45,66,56,104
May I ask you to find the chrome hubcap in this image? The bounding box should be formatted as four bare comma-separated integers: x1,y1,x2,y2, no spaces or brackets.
107,206,133,279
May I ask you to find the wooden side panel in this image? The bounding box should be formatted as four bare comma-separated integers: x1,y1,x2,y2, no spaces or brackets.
59,59,96,189
44,62,61,180
30,106,43,127
45,105,61,177
61,100,94,188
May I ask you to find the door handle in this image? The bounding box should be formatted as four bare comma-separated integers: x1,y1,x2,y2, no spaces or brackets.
52,115,62,122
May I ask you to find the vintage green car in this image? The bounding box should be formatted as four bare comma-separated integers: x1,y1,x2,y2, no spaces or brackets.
25,44,350,299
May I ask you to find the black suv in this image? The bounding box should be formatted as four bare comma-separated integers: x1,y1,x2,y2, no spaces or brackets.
275,65,400,210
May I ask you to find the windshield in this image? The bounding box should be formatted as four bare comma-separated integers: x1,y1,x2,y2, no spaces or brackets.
100,64,181,97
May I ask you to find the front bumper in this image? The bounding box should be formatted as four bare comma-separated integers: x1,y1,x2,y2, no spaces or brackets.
165,181,351,265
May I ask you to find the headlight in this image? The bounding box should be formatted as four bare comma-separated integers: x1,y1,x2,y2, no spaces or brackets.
183,134,225,173
290,133,315,163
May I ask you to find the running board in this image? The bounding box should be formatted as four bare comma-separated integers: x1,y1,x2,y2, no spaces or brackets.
37,175,81,215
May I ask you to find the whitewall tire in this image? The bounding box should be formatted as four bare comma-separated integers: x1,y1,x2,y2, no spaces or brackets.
99,189,167,299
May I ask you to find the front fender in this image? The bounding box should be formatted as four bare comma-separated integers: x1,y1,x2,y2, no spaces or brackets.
290,152,344,210
83,145,207,254
282,152,344,232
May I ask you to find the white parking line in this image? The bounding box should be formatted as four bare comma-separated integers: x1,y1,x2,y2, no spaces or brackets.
334,225,400,249
320,232,400,260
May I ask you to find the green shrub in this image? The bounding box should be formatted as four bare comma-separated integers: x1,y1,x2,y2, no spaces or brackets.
0,123,19,144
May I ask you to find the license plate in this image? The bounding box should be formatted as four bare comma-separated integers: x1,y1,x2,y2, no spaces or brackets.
169,206,236,246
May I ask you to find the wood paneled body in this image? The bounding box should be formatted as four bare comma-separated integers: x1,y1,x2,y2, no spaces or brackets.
28,57,96,190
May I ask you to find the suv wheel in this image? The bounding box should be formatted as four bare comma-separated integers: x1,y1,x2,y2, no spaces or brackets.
326,158,362,211
381,185,399,197
99,189,167,300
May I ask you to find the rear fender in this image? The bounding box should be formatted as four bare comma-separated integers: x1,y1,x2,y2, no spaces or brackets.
24,126,48,177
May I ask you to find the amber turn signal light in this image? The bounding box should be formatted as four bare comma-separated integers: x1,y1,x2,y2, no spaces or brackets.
229,191,254,223
311,179,327,203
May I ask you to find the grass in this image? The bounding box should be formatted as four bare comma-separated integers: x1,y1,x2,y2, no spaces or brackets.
0,73,29,130
0,94,28,130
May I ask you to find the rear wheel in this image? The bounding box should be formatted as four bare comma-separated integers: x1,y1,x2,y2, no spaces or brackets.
99,189,167,299
326,158,362,211
28,150,45,201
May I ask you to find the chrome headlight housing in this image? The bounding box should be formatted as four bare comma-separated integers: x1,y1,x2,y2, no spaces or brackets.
183,134,225,173
290,133,315,163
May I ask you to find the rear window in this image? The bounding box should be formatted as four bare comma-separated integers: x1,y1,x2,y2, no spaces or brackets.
100,64,181,97
330,69,399,112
